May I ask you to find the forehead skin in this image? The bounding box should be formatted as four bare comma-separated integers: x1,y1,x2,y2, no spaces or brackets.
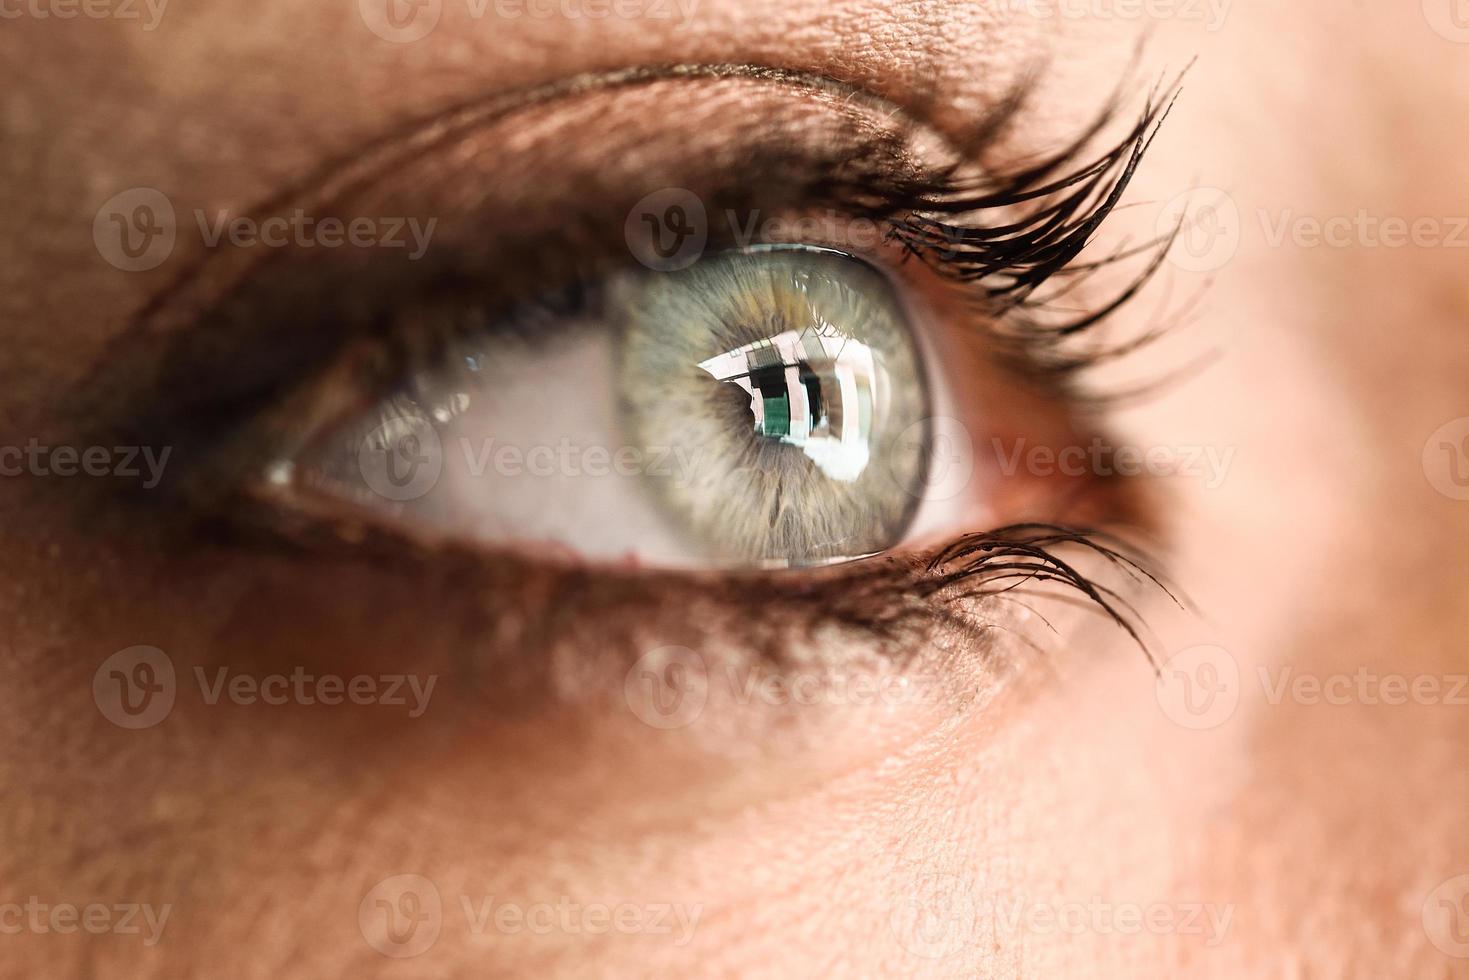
2,0,1468,977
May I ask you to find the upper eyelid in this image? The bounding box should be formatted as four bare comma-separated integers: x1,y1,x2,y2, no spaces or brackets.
102,57,1170,371
116,63,982,347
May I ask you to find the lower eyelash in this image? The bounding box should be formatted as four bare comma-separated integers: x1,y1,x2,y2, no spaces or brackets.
913,523,1181,670
208,510,1175,678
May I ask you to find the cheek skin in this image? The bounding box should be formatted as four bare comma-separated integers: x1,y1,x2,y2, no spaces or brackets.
1071,7,1469,977
2,534,1186,977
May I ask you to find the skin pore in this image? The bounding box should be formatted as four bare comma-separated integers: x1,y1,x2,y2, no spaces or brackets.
2,0,1468,976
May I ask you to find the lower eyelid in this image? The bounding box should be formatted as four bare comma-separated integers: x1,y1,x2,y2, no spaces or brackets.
161,515,1162,732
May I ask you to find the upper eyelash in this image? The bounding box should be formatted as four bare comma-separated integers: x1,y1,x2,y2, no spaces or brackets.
888,80,1180,316
82,62,1181,461
116,61,1178,346
797,68,1190,393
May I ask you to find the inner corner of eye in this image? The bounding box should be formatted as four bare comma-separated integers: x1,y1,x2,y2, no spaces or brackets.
278,244,954,572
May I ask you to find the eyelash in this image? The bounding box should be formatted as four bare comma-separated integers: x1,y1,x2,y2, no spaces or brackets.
841,73,1187,397
82,65,1188,670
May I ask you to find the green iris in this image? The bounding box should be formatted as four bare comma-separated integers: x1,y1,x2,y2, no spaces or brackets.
613,246,931,566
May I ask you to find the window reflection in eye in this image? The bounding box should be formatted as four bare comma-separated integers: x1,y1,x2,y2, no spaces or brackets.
693,320,879,483
282,245,937,569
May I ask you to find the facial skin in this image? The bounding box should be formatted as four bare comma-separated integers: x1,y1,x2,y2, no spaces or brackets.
3,0,1469,976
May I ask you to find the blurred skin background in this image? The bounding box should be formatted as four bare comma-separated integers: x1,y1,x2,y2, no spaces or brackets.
2,0,1469,976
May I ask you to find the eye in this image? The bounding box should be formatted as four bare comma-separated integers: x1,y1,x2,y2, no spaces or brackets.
279,245,939,569
106,66,1176,632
